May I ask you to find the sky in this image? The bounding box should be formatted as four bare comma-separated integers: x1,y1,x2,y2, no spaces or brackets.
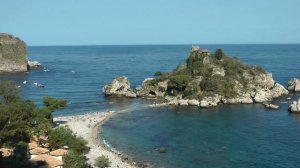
0,0,300,45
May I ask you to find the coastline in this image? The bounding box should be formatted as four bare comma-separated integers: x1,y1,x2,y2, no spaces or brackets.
53,111,137,168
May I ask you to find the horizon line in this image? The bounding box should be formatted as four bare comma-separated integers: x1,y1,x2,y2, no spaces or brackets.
28,43,300,47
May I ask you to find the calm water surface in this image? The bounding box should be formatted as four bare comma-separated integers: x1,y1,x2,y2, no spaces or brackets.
0,45,300,167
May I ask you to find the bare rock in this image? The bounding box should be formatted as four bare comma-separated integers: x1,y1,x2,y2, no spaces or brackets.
253,90,272,103
271,83,289,98
187,99,200,106
289,99,300,113
200,95,221,108
0,33,27,73
178,99,189,106
212,66,225,77
222,93,253,104
287,78,300,92
28,60,42,69
103,76,136,97
264,103,279,110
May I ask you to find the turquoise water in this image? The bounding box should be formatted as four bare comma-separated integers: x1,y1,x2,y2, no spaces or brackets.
1,45,300,167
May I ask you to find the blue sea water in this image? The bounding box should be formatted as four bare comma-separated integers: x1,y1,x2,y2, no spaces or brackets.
1,44,300,167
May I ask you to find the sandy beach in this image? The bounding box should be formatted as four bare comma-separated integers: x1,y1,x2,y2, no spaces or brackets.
53,111,136,168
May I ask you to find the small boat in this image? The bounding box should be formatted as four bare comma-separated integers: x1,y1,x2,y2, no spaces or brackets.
37,84,45,88
23,81,27,84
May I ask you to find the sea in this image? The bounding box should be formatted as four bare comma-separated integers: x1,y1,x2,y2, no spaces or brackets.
0,44,300,168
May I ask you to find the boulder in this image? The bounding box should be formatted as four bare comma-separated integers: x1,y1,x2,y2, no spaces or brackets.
222,93,253,104
289,99,300,113
28,60,42,69
264,103,279,110
103,76,136,97
253,73,275,89
178,99,189,106
187,99,200,106
287,78,300,92
212,66,225,77
136,78,166,98
0,33,27,73
253,90,272,103
191,45,200,52
200,95,221,108
271,83,289,98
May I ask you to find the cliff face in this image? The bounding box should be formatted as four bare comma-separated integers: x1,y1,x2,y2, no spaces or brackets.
0,33,27,73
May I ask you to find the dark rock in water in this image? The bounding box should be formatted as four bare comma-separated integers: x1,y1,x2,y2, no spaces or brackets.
0,33,27,73
159,147,167,153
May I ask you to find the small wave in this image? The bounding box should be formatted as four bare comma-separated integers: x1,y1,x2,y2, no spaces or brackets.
102,138,120,154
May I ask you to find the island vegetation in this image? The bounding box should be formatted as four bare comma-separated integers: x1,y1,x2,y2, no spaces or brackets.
104,46,288,107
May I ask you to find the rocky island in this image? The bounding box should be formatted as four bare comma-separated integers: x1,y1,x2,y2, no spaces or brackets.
104,46,289,108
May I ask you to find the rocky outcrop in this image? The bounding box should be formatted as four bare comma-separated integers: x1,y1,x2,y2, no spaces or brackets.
264,103,279,110
252,90,273,103
270,83,289,98
200,95,221,108
103,76,136,97
28,60,42,69
287,78,300,92
0,33,27,73
212,66,225,77
187,99,200,106
289,99,300,113
106,46,289,108
222,93,253,104
136,78,165,98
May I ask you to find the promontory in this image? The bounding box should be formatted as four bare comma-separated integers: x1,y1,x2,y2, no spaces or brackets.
0,33,28,73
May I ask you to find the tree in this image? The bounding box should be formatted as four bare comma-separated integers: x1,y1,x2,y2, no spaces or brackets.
214,48,225,60
13,141,28,160
43,96,67,112
0,81,34,145
94,155,111,168
168,75,192,92
48,127,90,155
63,150,91,168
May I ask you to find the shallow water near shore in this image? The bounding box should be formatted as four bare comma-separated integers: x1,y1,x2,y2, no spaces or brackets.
1,44,300,167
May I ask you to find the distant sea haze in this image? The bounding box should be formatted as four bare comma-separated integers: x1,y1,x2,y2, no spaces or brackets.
1,44,300,167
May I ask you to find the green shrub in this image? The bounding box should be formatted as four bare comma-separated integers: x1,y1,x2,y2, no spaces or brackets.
48,127,90,155
13,141,28,160
43,96,67,112
168,75,192,92
63,150,91,168
214,48,225,60
94,155,111,168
